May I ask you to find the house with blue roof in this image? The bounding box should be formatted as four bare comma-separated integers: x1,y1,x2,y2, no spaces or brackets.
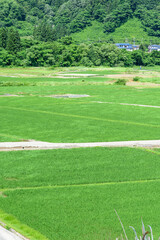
115,43,139,51
132,45,139,50
148,45,160,52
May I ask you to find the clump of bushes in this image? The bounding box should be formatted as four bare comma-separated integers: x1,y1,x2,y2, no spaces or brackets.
115,79,127,85
133,76,141,81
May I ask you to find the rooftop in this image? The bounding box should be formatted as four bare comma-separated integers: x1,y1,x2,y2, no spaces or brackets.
116,43,132,46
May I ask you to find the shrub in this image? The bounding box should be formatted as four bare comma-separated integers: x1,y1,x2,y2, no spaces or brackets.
115,79,127,85
133,76,140,81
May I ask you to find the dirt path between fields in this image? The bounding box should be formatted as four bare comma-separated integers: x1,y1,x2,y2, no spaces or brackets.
103,73,160,79
127,81,160,87
1,140,160,151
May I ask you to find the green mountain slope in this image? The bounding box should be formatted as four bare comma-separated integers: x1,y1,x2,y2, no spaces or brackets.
106,18,159,44
0,0,159,41
72,18,159,44
71,21,107,43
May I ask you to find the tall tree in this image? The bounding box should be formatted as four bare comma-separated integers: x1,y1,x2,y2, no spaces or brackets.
33,21,56,41
6,28,21,53
0,27,8,48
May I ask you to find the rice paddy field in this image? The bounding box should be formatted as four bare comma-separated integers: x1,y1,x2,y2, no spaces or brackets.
0,66,160,239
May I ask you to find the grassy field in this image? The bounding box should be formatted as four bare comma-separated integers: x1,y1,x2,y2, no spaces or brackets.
0,66,160,239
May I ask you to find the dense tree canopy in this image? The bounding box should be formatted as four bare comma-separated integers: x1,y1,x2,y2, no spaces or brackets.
0,0,159,38
33,21,56,41
0,0,26,27
0,28,159,67
0,0,159,68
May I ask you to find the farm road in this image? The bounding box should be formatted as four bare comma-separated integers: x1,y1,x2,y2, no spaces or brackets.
0,225,25,240
0,140,160,151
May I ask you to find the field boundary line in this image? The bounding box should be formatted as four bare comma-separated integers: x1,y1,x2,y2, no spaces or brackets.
138,147,160,156
1,178,160,192
1,106,160,129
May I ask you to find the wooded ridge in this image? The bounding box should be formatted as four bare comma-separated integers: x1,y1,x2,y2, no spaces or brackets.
0,0,159,39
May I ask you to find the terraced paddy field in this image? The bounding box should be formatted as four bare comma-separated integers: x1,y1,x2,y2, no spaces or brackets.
0,66,160,239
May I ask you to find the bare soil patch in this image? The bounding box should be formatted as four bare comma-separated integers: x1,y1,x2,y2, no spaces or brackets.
50,76,80,78
45,94,90,98
0,94,19,97
58,73,98,77
0,192,7,198
103,74,153,79
127,81,160,87
5,178,18,181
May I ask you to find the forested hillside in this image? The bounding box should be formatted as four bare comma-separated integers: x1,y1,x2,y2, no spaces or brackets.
0,0,159,41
